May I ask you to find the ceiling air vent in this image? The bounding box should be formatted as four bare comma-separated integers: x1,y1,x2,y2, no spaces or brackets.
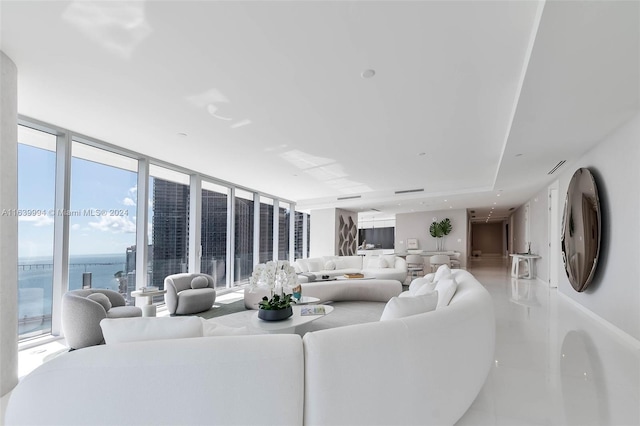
548,160,566,175
470,210,476,213
337,195,361,201
370,208,381,212
394,188,424,195
508,207,515,212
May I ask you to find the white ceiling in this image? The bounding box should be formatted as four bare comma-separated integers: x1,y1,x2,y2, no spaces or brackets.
1,1,638,222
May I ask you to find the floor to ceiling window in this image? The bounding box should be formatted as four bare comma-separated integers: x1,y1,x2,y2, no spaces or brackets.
15,117,295,341
234,189,254,285
16,125,56,340
149,165,190,294
68,142,138,303
201,181,228,288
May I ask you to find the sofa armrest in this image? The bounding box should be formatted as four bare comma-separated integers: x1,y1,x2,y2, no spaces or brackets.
164,277,179,314
62,293,108,349
394,256,407,270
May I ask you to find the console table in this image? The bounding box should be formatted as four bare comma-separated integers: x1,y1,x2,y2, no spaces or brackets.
509,254,541,279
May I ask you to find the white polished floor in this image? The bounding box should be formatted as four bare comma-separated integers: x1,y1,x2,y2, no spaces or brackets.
457,258,640,426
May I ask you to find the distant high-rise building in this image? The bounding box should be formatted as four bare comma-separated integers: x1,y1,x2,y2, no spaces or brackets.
259,203,274,263
234,197,254,282
152,179,189,289
201,189,227,285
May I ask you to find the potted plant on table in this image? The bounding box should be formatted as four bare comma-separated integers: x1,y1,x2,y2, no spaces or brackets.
249,260,297,321
429,218,452,251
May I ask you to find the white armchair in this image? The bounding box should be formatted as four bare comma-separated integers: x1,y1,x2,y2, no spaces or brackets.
164,273,216,315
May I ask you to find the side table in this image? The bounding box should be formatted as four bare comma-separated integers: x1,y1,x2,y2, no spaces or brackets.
509,254,541,279
131,289,167,317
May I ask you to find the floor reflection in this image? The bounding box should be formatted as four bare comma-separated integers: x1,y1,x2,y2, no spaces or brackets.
456,258,639,426
561,330,609,425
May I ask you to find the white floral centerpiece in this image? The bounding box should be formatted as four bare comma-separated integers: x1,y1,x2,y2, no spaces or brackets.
249,260,297,301
249,261,298,320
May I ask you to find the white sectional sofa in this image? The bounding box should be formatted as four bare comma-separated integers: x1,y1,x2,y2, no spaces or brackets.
6,269,494,426
295,254,407,282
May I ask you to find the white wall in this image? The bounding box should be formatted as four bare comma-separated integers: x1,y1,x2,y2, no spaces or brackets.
395,209,467,268
309,208,357,257
0,51,19,397
517,113,640,342
513,186,550,282
309,208,336,257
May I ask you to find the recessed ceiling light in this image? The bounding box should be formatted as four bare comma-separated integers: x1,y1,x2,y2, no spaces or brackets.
493,202,497,205
497,193,501,197
444,199,447,202
361,69,376,79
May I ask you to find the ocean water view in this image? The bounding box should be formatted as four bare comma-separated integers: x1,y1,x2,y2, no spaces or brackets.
18,253,128,338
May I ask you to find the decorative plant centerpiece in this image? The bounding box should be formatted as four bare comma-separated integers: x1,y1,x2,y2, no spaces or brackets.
249,260,298,321
429,218,452,251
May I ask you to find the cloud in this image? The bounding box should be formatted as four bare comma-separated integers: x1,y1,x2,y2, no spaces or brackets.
18,215,54,227
123,197,136,206
88,215,136,234
71,224,81,231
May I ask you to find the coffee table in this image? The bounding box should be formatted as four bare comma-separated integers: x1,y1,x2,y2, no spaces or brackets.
293,296,320,305
250,305,333,334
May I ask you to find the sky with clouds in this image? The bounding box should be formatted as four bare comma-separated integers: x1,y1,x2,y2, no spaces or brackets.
17,144,143,258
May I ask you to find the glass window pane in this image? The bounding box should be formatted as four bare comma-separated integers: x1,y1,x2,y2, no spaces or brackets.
234,189,254,285
68,142,138,305
17,126,56,340
201,182,227,289
307,214,311,258
150,166,190,295
259,196,274,263
279,202,290,260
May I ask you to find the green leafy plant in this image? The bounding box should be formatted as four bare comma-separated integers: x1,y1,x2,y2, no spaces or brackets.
429,218,452,238
259,293,293,310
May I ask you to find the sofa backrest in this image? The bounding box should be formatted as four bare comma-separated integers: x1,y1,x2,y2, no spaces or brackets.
66,288,125,308
5,334,305,426
165,273,214,293
302,269,494,425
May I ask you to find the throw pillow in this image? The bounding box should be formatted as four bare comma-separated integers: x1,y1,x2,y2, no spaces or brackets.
434,264,452,282
191,275,209,289
87,293,112,312
333,258,347,270
307,259,324,272
434,277,458,308
365,256,386,269
296,259,309,273
382,255,397,269
324,260,336,270
414,281,437,296
379,291,438,321
408,277,432,294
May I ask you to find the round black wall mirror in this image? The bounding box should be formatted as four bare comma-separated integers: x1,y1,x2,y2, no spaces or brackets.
561,168,601,292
